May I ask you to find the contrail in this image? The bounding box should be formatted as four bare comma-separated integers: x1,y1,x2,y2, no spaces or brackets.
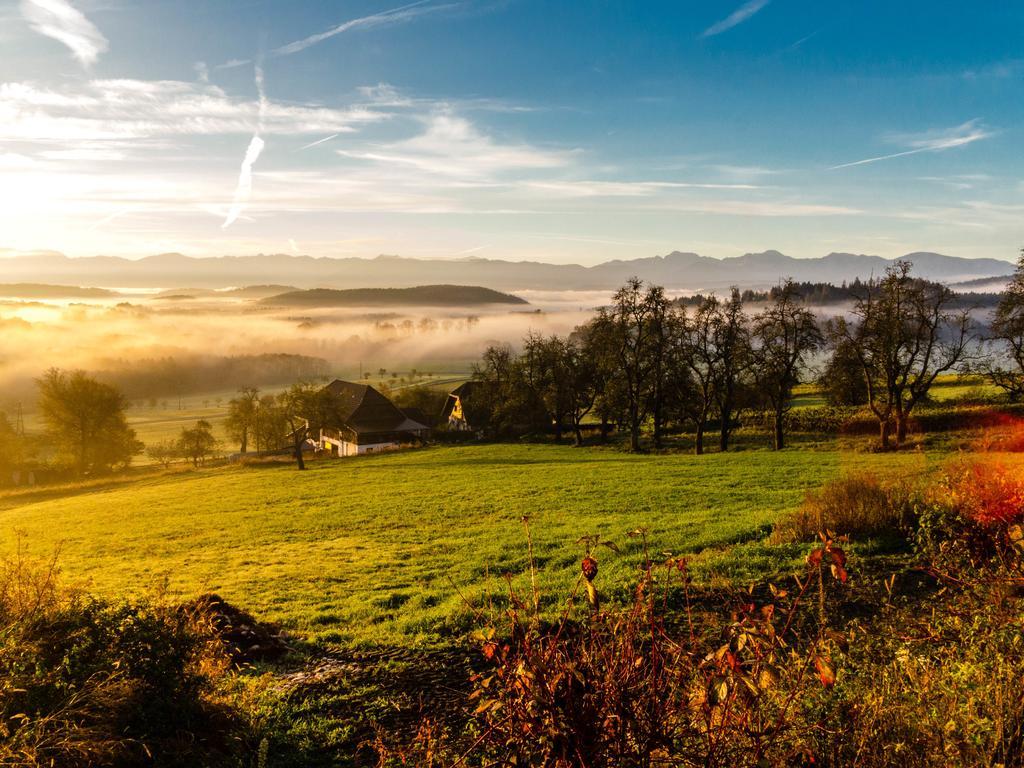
297,133,339,151
223,64,267,229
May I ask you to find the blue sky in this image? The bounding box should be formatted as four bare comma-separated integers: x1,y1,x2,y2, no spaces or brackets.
2,0,1022,264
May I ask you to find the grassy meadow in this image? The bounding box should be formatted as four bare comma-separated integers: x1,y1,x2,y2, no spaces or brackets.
0,439,962,647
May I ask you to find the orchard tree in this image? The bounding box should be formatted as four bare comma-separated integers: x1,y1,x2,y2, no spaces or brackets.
279,382,341,470
591,278,666,452
36,369,142,474
675,296,721,455
178,420,218,467
829,261,973,448
714,288,753,452
224,386,260,453
146,439,180,469
752,280,824,450
985,249,1024,400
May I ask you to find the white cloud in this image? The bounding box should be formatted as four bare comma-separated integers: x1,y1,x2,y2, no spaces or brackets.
0,79,387,141
829,120,993,170
701,0,771,38
338,111,573,179
20,0,108,66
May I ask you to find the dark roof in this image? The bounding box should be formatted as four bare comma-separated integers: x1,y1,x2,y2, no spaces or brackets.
449,381,476,398
323,380,429,434
401,407,432,427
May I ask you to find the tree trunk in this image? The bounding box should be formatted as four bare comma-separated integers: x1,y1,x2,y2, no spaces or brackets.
719,408,731,452
773,407,785,450
573,422,584,447
293,433,306,470
695,419,705,455
895,414,908,444
240,429,248,454
879,419,892,450
599,414,610,443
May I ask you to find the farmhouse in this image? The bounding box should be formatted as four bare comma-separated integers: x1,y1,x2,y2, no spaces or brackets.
441,381,476,431
318,380,430,457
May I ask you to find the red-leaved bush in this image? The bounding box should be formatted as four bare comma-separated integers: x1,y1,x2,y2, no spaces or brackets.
941,460,1024,527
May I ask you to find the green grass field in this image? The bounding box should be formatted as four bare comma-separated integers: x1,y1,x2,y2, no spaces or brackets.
0,441,960,647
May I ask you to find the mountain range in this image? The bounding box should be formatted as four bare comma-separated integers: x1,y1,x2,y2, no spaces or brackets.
0,250,1013,292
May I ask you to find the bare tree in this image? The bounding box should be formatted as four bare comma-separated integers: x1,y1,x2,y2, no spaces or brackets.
675,296,721,455
714,288,752,452
752,280,824,450
984,249,1024,400
829,261,973,448
591,278,665,452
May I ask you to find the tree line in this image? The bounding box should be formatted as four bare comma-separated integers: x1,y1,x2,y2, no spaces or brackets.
463,256,1024,452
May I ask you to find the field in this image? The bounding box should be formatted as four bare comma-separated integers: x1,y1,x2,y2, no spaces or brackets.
0,440,958,647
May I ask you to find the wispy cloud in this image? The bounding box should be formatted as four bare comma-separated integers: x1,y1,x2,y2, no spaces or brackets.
701,0,771,38
829,120,993,170
338,111,573,180
271,1,455,57
20,0,108,66
223,66,267,229
0,79,386,141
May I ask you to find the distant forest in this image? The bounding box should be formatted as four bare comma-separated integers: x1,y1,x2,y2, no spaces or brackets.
92,353,330,400
677,278,1003,309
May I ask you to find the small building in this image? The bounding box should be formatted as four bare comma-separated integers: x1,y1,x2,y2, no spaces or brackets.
318,380,430,457
441,382,476,431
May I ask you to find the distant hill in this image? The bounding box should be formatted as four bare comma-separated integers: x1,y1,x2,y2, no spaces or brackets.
153,285,298,299
0,250,1013,292
261,285,529,307
0,283,120,299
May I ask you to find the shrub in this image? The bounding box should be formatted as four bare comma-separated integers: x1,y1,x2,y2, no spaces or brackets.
915,459,1024,571
772,473,914,544
0,546,242,767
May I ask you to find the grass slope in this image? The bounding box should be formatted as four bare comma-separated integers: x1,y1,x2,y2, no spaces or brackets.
0,443,942,647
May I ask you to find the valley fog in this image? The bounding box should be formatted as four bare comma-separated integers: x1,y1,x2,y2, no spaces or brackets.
0,290,601,407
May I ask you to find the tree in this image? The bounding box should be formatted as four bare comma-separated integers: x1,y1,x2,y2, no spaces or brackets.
713,288,752,452
36,369,142,474
752,280,824,449
279,382,341,470
254,394,288,454
521,333,574,441
819,337,869,407
0,413,28,482
675,296,721,455
224,387,260,453
829,261,973,448
985,249,1024,400
591,278,664,452
178,420,218,467
146,439,181,469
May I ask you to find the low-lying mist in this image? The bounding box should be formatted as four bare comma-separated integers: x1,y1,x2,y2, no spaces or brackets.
0,293,593,410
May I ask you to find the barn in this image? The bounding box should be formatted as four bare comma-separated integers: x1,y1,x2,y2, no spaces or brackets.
318,380,430,457
441,381,476,431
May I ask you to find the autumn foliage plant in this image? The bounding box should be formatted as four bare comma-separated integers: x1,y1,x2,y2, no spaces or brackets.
379,528,851,767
